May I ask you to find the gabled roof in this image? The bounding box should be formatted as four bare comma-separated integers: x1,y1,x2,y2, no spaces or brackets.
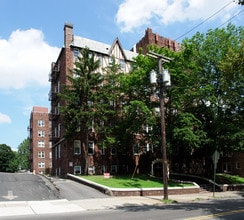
71,35,137,61
108,37,127,60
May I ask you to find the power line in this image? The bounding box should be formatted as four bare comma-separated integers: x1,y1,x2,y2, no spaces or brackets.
175,1,234,41
217,9,244,28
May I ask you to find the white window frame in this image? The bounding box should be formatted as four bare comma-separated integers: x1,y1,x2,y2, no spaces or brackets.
38,130,45,137
38,151,45,158
38,162,45,168
74,166,81,174
88,166,95,175
38,141,45,148
38,120,45,127
74,140,81,155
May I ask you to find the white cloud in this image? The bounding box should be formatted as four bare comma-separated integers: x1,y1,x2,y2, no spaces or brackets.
116,0,238,32
0,112,11,124
0,29,60,89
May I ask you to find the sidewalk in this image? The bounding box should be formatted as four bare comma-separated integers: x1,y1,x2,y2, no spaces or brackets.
0,191,243,218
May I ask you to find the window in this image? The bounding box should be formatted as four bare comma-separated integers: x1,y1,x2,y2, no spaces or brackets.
119,59,125,70
58,123,61,137
74,140,81,155
145,143,153,152
111,165,117,174
49,152,52,159
73,49,79,61
133,144,140,155
236,162,241,169
111,147,117,155
38,130,45,137
101,165,106,174
55,144,61,159
74,166,81,174
38,141,45,148
38,162,45,168
143,125,153,134
38,120,45,127
100,146,105,155
88,166,95,174
98,54,103,66
38,152,45,158
88,141,94,155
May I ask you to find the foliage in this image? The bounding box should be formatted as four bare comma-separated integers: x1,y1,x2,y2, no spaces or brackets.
17,138,30,170
235,0,244,5
216,173,244,184
0,144,18,172
180,24,244,155
59,47,101,138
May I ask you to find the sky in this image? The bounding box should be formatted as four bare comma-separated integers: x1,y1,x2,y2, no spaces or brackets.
0,0,243,150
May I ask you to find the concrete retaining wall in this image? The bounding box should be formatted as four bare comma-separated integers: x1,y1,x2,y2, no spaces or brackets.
67,173,200,196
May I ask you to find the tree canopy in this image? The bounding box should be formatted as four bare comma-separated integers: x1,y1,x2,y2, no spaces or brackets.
0,144,18,172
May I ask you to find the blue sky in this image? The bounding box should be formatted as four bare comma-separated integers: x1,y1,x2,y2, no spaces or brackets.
0,0,243,150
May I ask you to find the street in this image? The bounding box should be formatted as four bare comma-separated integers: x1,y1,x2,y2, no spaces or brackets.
2,199,244,220
0,172,244,219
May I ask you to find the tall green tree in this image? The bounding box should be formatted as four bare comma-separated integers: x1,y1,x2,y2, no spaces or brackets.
182,24,244,155
17,138,30,170
97,57,123,150
60,47,105,174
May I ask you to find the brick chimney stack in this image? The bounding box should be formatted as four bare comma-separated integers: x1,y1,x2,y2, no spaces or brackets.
64,22,73,48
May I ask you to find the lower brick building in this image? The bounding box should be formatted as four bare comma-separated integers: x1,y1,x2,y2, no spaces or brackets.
29,106,52,174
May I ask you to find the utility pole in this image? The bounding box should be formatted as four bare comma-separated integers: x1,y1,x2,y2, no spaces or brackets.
148,52,172,200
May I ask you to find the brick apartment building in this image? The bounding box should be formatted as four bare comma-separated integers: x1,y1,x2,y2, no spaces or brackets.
49,23,243,178
29,106,52,174
49,23,138,176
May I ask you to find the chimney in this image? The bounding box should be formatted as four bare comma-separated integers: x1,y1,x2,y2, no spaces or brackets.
64,22,73,48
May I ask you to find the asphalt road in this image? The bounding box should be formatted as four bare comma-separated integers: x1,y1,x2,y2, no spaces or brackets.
49,176,108,200
0,172,59,201
0,172,107,201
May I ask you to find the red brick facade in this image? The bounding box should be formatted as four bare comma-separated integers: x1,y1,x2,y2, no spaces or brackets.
29,106,52,174
218,152,244,177
135,28,181,54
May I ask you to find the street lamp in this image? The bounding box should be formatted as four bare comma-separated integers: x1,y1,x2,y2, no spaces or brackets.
148,51,172,200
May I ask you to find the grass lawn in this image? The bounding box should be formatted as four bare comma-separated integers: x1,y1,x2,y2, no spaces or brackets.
80,175,194,188
216,173,244,184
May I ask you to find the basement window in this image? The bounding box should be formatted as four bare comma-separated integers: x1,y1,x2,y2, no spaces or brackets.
74,166,81,174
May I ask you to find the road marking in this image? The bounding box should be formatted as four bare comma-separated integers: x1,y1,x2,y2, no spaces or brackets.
2,190,18,200
185,209,244,220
